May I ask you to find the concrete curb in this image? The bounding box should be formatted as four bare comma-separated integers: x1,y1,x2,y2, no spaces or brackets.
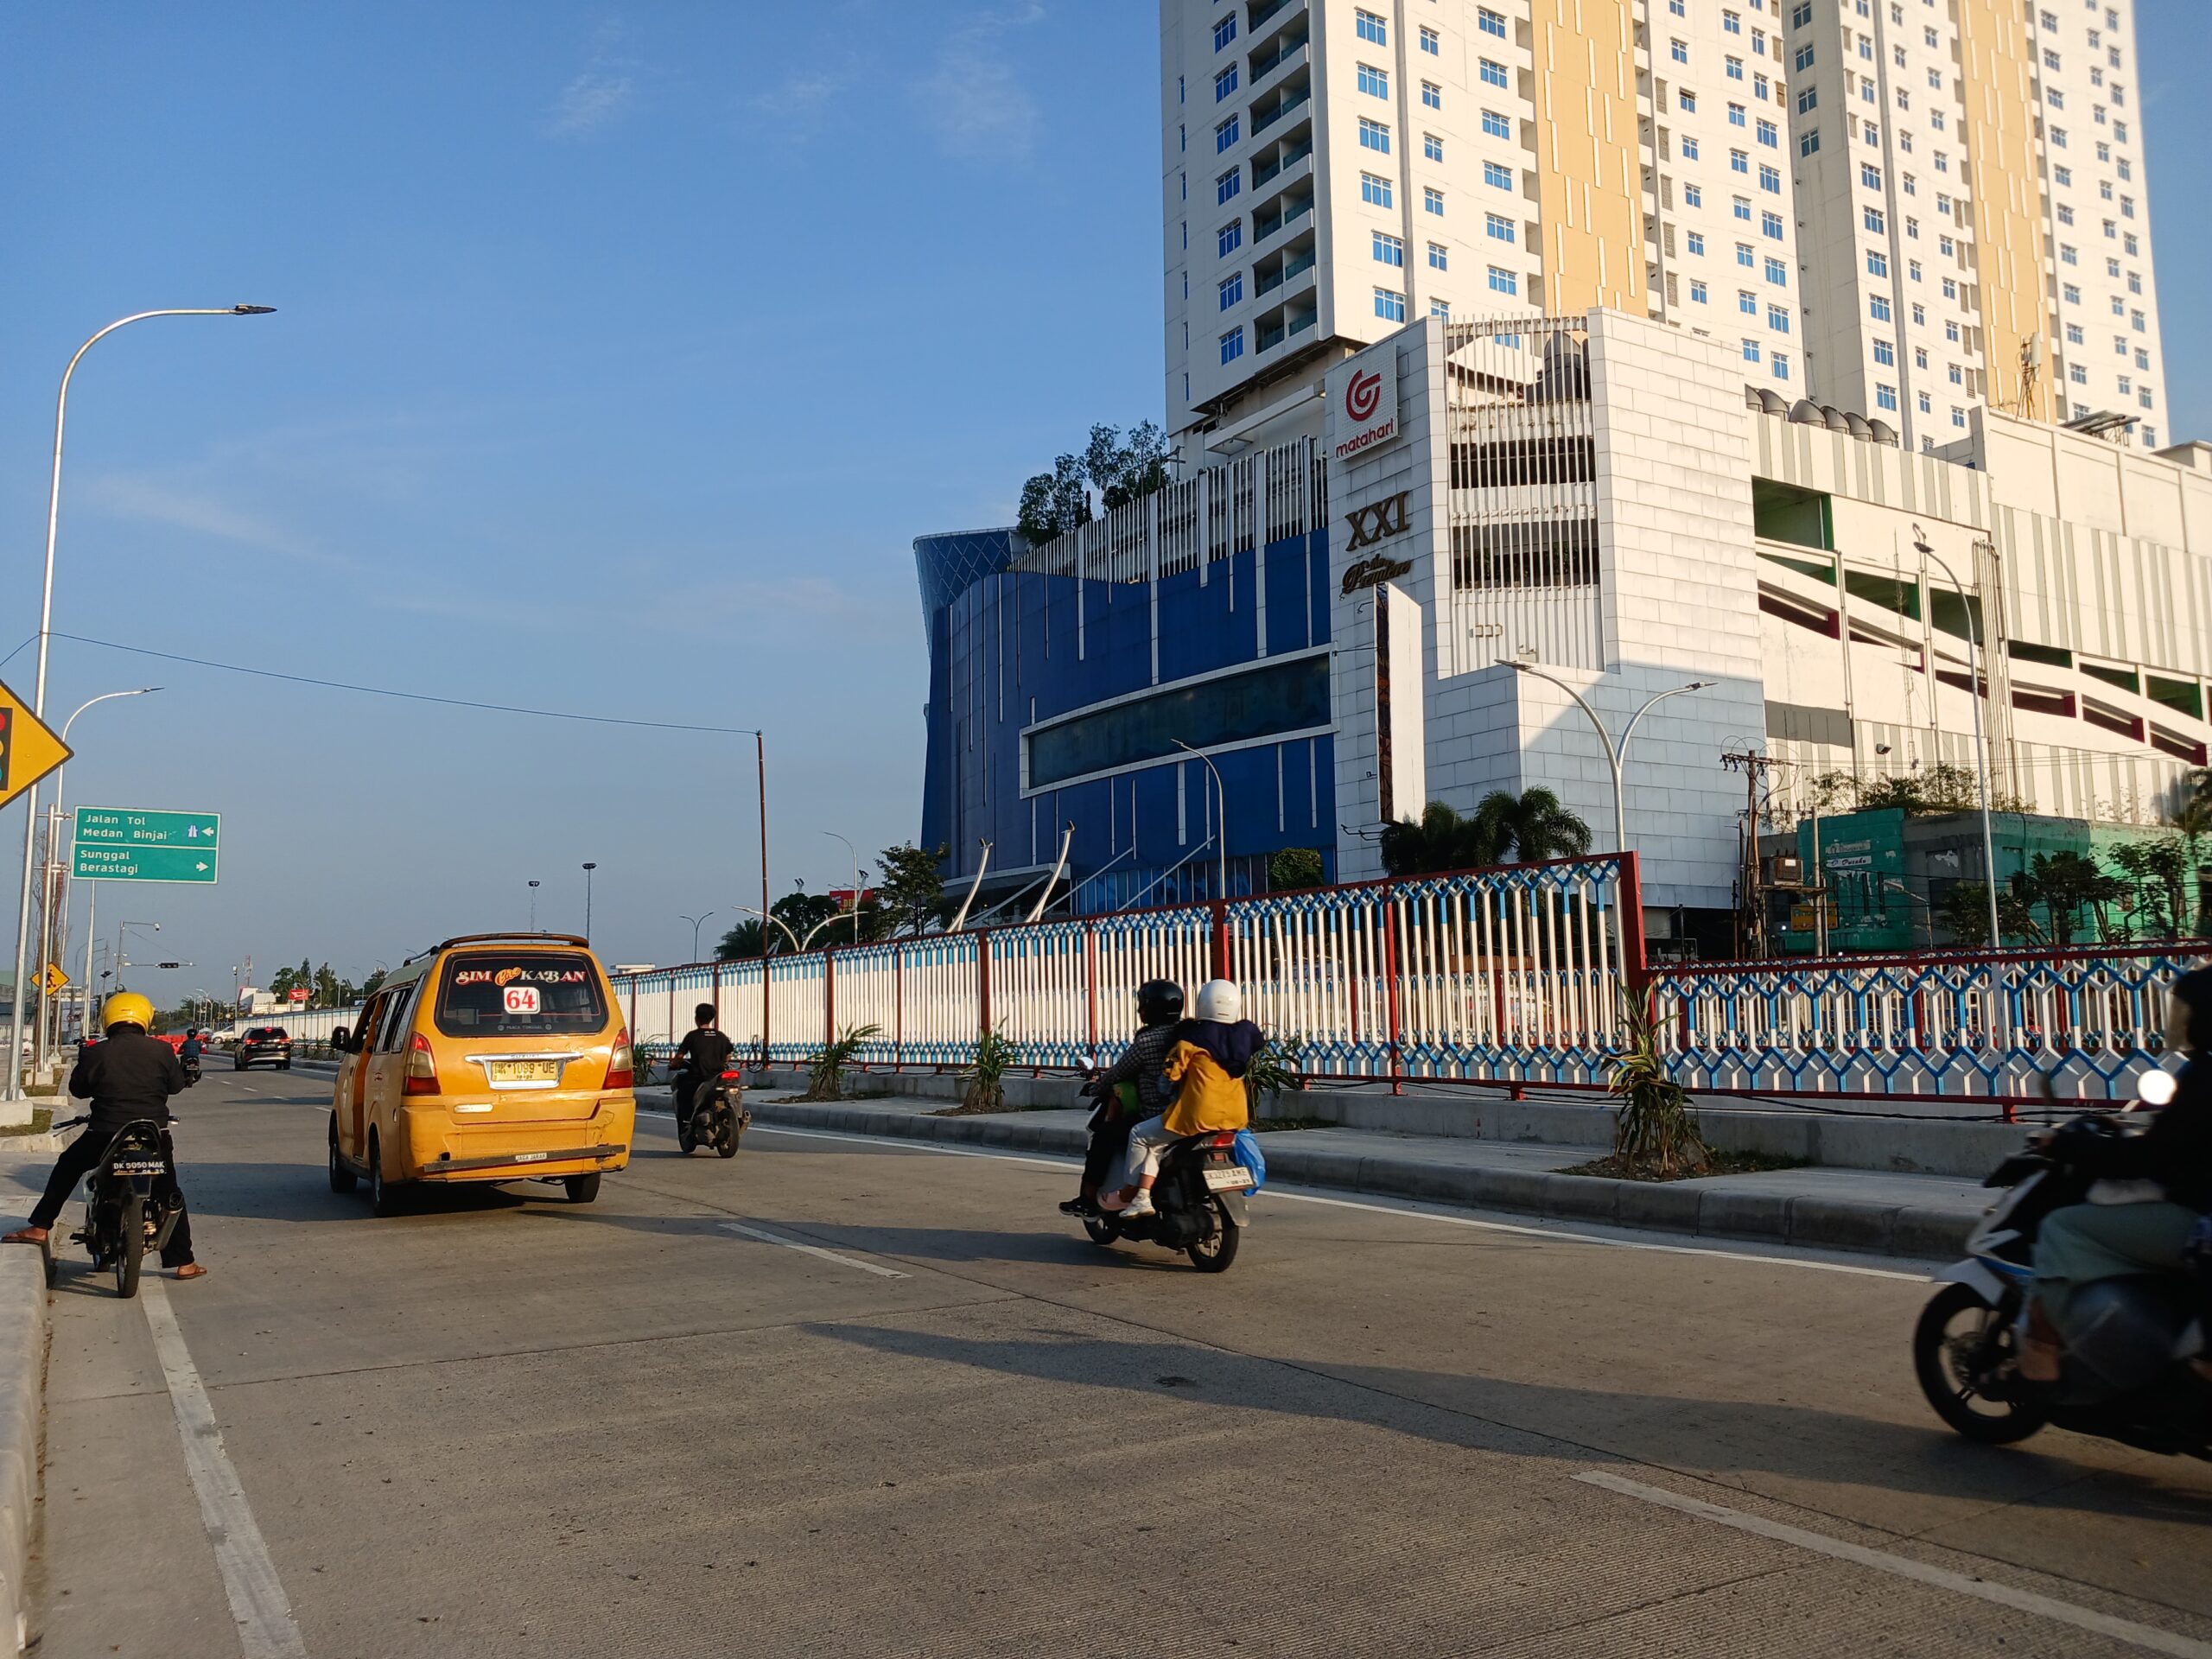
748,1098,1972,1262
0,1247,48,1656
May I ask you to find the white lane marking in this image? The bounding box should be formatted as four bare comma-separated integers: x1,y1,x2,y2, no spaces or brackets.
717,1220,909,1279
747,1125,1927,1282
140,1278,310,1659
1576,1470,2212,1658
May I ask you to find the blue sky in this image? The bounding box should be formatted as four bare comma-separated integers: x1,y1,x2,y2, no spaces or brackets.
0,3,2204,997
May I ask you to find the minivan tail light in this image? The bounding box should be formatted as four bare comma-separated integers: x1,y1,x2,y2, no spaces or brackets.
403,1032,440,1096
604,1027,634,1090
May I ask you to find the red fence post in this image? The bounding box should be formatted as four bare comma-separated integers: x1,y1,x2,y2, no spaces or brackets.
1084,922,1100,1068
1616,850,1649,995
1211,899,1231,981
977,929,993,1041
894,947,905,1071
823,948,836,1061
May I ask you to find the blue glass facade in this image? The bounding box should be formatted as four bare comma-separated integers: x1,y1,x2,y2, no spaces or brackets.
918,525,1338,915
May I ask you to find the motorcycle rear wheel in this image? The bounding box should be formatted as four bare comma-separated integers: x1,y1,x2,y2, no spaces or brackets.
114,1195,145,1300
1185,1197,1240,1273
1913,1281,2048,1444
714,1110,741,1158
1083,1215,1122,1249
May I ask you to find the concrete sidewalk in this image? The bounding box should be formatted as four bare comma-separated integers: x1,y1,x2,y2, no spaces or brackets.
743,1092,1988,1262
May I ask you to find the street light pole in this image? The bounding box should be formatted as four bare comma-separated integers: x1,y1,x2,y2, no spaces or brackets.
1503,661,1713,855
1171,741,1230,901
6,305,274,1098
527,879,541,931
680,912,715,963
582,862,597,944
1914,527,2009,1068
34,687,160,1077
823,831,861,946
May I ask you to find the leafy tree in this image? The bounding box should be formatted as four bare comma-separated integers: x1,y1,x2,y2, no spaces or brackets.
1473,788,1592,863
1807,762,2028,818
2018,851,2126,948
875,841,948,937
359,969,386,1001
313,963,342,1008
1083,422,1172,511
772,886,843,950
2110,836,2191,938
1268,848,1326,892
1937,881,2043,947
1016,454,1092,546
716,920,766,961
1380,802,1493,878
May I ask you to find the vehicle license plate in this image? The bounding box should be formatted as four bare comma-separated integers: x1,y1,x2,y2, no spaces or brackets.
513,1151,550,1164
1203,1165,1254,1191
489,1059,561,1084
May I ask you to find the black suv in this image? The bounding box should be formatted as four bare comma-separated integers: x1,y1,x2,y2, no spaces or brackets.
236,1027,293,1071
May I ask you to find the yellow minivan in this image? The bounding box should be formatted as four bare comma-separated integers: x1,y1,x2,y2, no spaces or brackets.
327,933,637,1214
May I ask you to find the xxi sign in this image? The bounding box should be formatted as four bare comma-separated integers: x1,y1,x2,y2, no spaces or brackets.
1344,490,1411,553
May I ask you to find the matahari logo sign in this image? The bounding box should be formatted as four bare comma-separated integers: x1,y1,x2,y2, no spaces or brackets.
1328,343,1400,463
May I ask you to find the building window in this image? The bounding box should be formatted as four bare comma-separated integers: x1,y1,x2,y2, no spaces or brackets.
1870,294,1891,321
1732,149,1751,175
1212,12,1237,51
1487,265,1518,296
1682,137,1700,160
1797,86,1818,114
1799,127,1821,156
1484,159,1514,189
1220,327,1244,365
1684,183,1704,207
1485,211,1515,243
1762,211,1784,238
1757,118,1778,148
1948,362,1963,385
1914,346,1927,369
1373,231,1404,267
1867,248,1889,276
2065,322,2084,345
1727,54,1745,79
1759,163,1782,193
1362,172,1393,207
1873,338,1895,365
1421,80,1442,110
1427,241,1448,270
1217,220,1243,257
1424,186,1445,215
1216,66,1239,101
1672,37,1689,62
1738,243,1756,268
2063,283,2081,304
1876,384,1898,410
1743,337,1762,363
1425,131,1446,162
1769,305,1790,332
1739,289,1759,316
2069,363,2088,385
1952,406,1967,429
1431,300,1451,321
1864,206,1885,233
1358,117,1390,154
1356,10,1387,47
1478,7,1507,38
1217,168,1241,204
1690,278,1710,302
1482,108,1512,139
1791,1,1811,22
1764,256,1788,284
1374,286,1406,321
1680,90,1698,112
1216,115,1239,151
1688,231,1707,255
1421,25,1441,54
1357,62,1389,99
1479,57,1510,88
1861,162,1882,189
1772,352,1791,380
1730,104,1748,130
1219,272,1243,309
1733,196,1753,222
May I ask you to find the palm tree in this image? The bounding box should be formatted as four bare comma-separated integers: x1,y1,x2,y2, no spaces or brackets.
1473,787,1593,863
1380,802,1496,877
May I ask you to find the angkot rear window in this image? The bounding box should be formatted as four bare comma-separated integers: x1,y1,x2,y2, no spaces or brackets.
434,953,607,1038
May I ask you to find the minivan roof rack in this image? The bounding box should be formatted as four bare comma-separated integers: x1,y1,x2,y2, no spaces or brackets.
404,931,591,964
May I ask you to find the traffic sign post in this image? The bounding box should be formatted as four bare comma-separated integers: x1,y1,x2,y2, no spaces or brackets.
0,678,73,812
71,807,220,886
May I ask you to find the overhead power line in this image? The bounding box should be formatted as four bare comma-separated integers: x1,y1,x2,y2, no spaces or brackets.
48,632,760,737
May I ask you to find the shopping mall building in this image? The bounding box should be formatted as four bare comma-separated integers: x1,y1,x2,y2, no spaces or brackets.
914,307,2212,947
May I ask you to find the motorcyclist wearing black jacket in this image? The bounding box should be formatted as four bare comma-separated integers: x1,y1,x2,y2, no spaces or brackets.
669,1003,735,1128
4,992,203,1277
1060,979,1184,1220
2021,965,2212,1381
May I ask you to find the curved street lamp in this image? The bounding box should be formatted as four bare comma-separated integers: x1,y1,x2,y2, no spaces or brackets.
680,912,716,963
1501,658,1713,857
6,305,276,1098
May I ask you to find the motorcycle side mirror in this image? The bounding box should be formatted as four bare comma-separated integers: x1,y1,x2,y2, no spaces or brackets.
2136,1069,2178,1107
332,1027,353,1053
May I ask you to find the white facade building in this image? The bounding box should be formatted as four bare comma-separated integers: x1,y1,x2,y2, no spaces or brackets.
1162,0,2167,461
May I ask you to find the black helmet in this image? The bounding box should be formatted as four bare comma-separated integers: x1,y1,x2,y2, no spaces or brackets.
1135,979,1184,1027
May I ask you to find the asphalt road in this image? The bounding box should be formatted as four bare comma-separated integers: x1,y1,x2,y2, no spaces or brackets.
10,1070,2212,1658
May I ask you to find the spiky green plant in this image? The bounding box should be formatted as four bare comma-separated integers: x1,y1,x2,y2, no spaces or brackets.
1609,992,1709,1177
1243,1034,1307,1113
801,1023,882,1102
961,1026,1021,1111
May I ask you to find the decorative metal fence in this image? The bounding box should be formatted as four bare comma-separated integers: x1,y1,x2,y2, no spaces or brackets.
1646,945,2197,1107
615,855,1638,1088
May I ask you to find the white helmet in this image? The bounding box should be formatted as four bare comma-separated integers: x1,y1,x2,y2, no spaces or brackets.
1194,979,1243,1022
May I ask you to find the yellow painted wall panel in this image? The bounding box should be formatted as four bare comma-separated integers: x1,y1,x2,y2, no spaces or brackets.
1529,0,1644,315
1958,0,2054,423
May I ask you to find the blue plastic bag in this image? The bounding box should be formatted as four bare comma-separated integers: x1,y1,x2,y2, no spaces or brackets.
1231,1127,1268,1192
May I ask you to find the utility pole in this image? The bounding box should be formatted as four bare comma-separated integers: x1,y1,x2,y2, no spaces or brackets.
1721,749,1787,959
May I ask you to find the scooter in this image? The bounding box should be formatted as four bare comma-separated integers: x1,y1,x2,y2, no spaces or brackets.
1911,1069,2209,1456
1078,1100,1255,1272
677,1070,748,1159
56,1114,188,1300
181,1054,202,1087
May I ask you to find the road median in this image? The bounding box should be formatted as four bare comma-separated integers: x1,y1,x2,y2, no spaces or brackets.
743,1094,1978,1262
0,1246,48,1656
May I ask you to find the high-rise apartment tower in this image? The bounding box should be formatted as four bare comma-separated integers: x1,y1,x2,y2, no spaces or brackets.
1161,0,2165,454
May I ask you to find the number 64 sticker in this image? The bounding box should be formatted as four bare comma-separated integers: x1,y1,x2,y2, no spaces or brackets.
503,985,542,1015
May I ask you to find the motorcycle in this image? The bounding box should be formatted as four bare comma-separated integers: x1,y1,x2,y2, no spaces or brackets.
676,1069,748,1159
1911,1069,2209,1457
181,1054,202,1086
1079,1101,1255,1272
57,1114,187,1300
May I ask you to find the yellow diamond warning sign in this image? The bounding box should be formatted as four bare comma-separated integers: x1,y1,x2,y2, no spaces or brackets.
0,678,72,812
41,963,67,995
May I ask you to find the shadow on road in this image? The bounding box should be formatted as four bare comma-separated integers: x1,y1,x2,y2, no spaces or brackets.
803,1319,2212,1529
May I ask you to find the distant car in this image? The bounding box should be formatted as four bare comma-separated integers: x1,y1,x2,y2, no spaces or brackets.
236,1027,293,1071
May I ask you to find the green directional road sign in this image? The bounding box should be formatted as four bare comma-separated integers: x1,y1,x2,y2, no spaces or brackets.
72,806,221,885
